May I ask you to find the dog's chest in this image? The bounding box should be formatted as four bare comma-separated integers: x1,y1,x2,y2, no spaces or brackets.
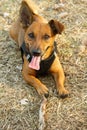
36,52,55,75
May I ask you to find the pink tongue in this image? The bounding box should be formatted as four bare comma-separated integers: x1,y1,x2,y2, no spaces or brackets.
29,56,41,70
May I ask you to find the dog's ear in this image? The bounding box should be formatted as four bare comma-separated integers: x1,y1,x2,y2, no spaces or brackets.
49,20,64,35
20,1,33,28
20,0,38,28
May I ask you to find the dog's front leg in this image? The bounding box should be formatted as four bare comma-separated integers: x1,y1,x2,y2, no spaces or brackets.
50,56,69,98
22,69,48,95
52,70,69,98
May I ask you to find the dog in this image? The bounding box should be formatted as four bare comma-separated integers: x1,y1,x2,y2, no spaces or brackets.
10,0,69,98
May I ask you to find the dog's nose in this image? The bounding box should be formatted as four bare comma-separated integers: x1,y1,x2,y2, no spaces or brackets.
32,49,41,56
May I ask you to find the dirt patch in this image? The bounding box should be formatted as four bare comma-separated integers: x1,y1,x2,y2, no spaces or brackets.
0,0,87,130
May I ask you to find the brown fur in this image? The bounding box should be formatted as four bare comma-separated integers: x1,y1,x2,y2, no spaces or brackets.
10,0,69,98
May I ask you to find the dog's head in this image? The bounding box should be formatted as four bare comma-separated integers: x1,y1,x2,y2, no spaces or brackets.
24,20,64,59
20,0,64,70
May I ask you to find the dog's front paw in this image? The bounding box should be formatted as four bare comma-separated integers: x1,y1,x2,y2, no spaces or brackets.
58,88,69,98
37,85,49,96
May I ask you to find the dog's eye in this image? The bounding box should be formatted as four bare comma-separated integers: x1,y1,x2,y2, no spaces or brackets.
28,32,34,39
43,34,50,40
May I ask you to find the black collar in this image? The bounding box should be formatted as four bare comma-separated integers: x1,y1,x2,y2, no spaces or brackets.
20,41,57,74
20,42,32,62
37,50,55,75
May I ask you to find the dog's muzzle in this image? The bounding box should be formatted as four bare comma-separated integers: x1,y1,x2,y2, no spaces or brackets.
20,41,57,73
32,49,41,56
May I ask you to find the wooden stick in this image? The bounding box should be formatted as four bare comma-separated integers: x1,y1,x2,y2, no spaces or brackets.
38,96,47,130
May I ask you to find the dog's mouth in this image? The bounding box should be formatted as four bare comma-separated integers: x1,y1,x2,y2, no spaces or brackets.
28,46,50,70
29,55,41,70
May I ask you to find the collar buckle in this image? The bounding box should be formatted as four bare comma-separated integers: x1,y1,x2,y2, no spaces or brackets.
26,54,30,60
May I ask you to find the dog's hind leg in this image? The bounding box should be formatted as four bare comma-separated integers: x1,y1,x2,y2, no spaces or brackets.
9,18,25,47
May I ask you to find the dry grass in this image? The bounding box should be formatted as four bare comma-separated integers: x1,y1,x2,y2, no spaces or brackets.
0,0,87,130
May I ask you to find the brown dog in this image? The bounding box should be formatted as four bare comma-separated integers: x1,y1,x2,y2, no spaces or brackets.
10,0,69,98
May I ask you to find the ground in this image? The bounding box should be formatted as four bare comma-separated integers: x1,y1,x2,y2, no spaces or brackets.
0,0,87,130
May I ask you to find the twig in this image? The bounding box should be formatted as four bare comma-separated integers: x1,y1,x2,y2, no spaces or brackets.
38,96,47,130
